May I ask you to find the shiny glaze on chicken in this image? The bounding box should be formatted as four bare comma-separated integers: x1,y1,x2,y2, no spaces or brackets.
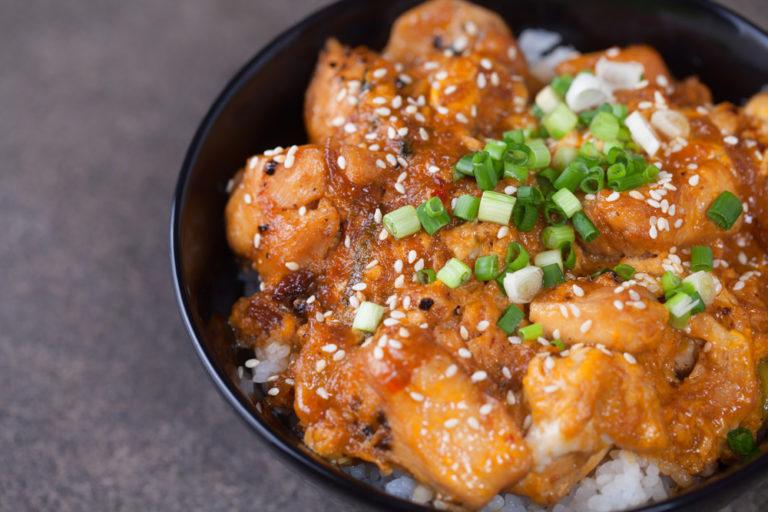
224,0,768,509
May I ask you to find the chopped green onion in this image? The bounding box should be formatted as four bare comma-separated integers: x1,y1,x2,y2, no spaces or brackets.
484,139,508,161
590,111,620,141
611,103,628,120
504,160,528,182
416,197,451,235
661,271,682,297
383,205,421,239
503,266,543,303
758,358,768,416
535,249,563,271
541,263,565,287
613,263,635,281
665,291,698,329
505,242,530,272
551,188,582,218
610,173,646,191
474,255,500,281
512,202,538,232
436,258,471,288
543,103,578,139
563,242,577,270
579,141,602,162
683,271,716,305
478,191,516,225
707,191,743,230
727,427,757,458
526,139,551,168
473,151,498,191
606,162,627,182
352,301,386,332
455,153,475,176
551,339,566,351
553,146,578,170
503,129,525,144
551,75,573,97
572,211,600,242
452,195,480,221
543,201,568,226
643,164,660,183
554,161,588,191
519,323,543,340
542,225,575,249
690,246,713,272
580,167,605,194
417,268,437,284
497,304,525,334
516,186,544,205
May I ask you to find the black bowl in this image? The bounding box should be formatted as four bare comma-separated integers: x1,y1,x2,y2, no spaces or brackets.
171,0,768,510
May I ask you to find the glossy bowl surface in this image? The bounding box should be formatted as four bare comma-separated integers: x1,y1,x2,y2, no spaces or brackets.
171,1,768,510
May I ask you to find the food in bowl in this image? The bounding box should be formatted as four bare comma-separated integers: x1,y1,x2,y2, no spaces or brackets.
222,0,768,509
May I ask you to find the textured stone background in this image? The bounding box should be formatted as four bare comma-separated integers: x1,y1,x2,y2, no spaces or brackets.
1,1,766,511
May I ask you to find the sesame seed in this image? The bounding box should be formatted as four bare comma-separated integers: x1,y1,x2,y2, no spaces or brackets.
508,336,521,345
724,135,739,145
504,185,517,195
365,259,379,270
580,319,593,333
315,359,327,371
544,356,554,371
458,348,472,359
629,190,644,200
688,174,700,186
543,384,559,393
506,390,517,405
460,326,469,340
502,367,512,379
471,371,488,382
337,155,347,170
419,127,429,141
316,387,330,399
559,305,569,318
444,418,459,428
569,304,581,317
298,206,307,216
467,417,480,429
285,261,299,271
374,208,382,223
378,228,389,240
623,353,637,364
253,233,261,249
344,122,357,134
373,347,384,360
410,391,425,402
243,193,252,204
383,318,400,327
445,364,458,377
476,73,487,89
456,113,469,124
613,300,624,310
605,191,620,202
394,275,405,288
351,282,367,291
477,320,490,332
572,284,584,297
390,310,406,319
372,68,387,79
389,337,404,348
245,358,259,368
321,344,338,353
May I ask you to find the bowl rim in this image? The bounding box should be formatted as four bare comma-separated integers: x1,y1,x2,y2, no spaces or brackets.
170,0,768,510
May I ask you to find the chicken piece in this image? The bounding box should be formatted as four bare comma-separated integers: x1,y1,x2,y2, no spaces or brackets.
229,291,301,349
658,310,759,479
517,347,667,504
383,0,527,76
583,145,742,257
529,277,669,353
556,45,671,86
225,145,342,286
361,326,530,509
293,321,390,465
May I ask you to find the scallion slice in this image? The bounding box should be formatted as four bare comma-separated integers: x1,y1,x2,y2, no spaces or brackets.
563,242,577,270
512,202,538,232
683,271,717,305
613,263,635,281
352,301,386,332
474,255,500,281
543,103,578,140
541,263,565,287
503,266,544,303
706,191,743,230
473,151,498,191
553,161,588,191
542,225,575,249
497,304,525,335
416,197,451,235
553,146,578,170
543,201,568,226
690,245,713,272
665,291,698,329
580,167,605,194
417,268,437,284
503,129,525,145
661,271,682,298
727,427,757,458
526,139,551,168
436,258,471,288
572,211,600,242
383,205,421,239
535,249,563,271
590,111,620,141
478,191,515,225
452,195,480,221
550,75,573,97
551,188,582,218
519,322,543,340
454,153,475,176
505,242,530,272
484,139,508,161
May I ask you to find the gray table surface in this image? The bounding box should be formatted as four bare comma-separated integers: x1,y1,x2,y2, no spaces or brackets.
2,1,767,510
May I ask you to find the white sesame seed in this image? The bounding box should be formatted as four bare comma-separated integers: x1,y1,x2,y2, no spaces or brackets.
623,352,637,364
410,391,425,402
504,185,517,195
456,113,469,124
605,191,620,202
315,359,327,371
394,275,405,288
460,326,469,340
316,387,330,399
337,155,347,170
344,123,357,134
688,174,700,186
419,127,429,141
471,371,488,383
267,387,280,396
351,282,367,292
580,319,593,333
372,68,387,79
497,226,509,239
544,356,554,371
243,193,252,205
365,259,379,270
506,390,517,405
543,384,559,393
502,367,512,379
508,336,521,345
476,73,487,89
298,206,307,217
458,348,472,359
477,320,490,332
245,358,259,368
572,284,584,297
373,346,384,360
724,135,739,145
407,250,417,264
444,418,459,428
378,228,388,240
285,261,299,271
383,318,400,327
445,364,458,377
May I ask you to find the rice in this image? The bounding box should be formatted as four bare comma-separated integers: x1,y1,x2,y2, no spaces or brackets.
341,450,668,512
